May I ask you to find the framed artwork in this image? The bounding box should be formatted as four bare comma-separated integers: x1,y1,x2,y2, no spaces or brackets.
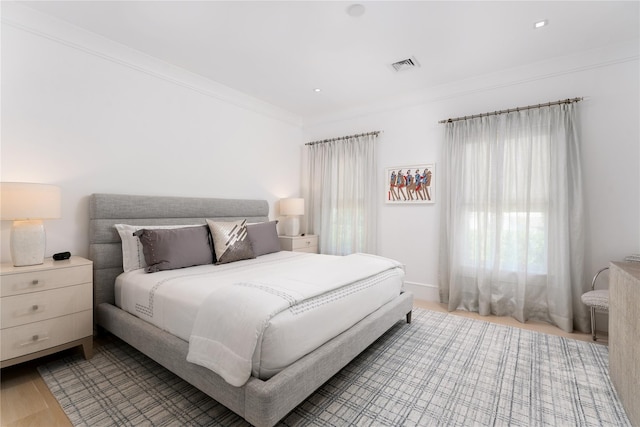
385,164,435,204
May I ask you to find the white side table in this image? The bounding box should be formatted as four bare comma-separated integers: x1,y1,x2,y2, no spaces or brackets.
1,256,93,367
278,235,318,254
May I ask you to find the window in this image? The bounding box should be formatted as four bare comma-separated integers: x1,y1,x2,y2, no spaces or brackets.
302,133,378,255
459,133,550,275
439,103,586,332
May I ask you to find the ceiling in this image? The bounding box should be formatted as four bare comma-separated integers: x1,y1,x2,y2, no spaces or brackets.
18,1,640,120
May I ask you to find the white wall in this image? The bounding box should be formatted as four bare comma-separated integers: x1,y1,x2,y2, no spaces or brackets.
303,42,640,304
1,5,303,262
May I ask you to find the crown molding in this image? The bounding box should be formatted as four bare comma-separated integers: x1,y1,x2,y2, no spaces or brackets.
1,2,302,127
4,2,636,130
303,39,639,127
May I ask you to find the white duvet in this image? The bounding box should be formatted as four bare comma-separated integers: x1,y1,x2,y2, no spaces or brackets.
115,251,404,385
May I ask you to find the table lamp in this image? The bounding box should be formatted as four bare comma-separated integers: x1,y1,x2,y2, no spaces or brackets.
1,182,61,266
280,198,304,237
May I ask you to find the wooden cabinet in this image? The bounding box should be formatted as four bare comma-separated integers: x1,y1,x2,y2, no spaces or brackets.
0,256,93,367
609,261,640,426
278,235,318,254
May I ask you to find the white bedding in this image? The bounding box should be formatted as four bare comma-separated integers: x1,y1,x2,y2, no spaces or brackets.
115,251,404,381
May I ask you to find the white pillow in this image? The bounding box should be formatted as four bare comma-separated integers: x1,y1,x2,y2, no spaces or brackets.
114,224,200,272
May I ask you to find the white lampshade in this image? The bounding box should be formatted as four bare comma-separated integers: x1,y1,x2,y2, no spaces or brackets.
280,198,304,216
280,198,304,237
1,182,61,266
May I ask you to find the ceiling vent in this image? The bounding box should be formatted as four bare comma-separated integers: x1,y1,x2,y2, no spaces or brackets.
390,56,420,72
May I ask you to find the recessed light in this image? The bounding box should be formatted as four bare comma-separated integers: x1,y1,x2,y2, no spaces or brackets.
534,19,548,29
346,4,365,18
314,88,322,93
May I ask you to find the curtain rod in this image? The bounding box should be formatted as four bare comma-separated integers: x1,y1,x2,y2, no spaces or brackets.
438,97,584,124
305,130,382,146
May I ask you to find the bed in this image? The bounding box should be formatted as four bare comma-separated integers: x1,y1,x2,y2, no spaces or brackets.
89,193,413,427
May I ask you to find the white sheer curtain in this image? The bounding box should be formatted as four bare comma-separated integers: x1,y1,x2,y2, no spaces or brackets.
302,133,378,255
439,103,588,332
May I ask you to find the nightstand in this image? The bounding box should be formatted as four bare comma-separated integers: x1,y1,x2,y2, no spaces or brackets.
278,235,318,254
0,256,93,368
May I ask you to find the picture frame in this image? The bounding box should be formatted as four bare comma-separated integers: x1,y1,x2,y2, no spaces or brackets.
385,164,435,204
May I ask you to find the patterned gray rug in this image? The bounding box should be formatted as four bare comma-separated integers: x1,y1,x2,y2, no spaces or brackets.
38,308,630,426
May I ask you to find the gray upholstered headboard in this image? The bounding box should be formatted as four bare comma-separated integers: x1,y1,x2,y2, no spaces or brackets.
88,193,269,308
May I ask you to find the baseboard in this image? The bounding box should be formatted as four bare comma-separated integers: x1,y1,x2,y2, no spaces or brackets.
404,281,439,302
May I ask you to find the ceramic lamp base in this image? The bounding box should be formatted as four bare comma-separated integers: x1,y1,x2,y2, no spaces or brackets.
11,219,46,266
283,216,301,237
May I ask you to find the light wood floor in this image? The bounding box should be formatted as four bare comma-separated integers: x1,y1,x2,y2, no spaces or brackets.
413,300,607,344
1,350,76,427
0,301,607,426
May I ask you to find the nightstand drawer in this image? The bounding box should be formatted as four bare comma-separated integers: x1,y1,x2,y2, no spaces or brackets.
1,283,92,329
294,246,318,253
1,311,93,360
279,235,319,253
0,263,92,297
290,235,318,250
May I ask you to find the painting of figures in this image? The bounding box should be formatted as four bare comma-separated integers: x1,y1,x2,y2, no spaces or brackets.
386,164,435,204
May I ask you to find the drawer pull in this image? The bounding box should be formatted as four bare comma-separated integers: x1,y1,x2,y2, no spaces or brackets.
19,334,50,346
32,279,39,285
32,305,39,311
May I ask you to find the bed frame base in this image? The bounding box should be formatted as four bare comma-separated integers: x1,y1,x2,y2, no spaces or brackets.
97,292,413,427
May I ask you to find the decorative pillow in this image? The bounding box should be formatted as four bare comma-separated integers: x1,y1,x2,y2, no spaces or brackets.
114,224,200,272
206,219,255,264
246,221,281,257
134,225,213,273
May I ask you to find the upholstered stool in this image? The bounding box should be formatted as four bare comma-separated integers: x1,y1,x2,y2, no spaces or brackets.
581,267,609,341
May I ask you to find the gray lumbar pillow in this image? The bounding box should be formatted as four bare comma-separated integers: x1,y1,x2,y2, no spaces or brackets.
206,219,255,264
134,225,213,273
247,220,281,257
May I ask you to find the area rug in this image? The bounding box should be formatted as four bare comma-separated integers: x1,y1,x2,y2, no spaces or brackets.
38,308,630,426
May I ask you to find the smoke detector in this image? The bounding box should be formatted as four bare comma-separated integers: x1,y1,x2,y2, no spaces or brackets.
346,4,365,17
390,56,420,72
